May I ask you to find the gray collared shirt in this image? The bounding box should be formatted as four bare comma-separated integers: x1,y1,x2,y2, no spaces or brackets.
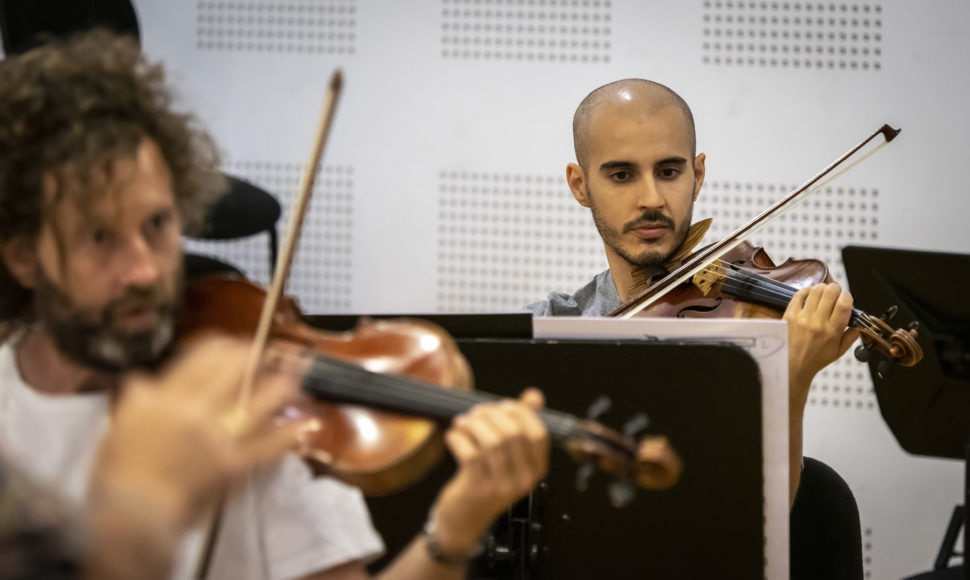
524,269,621,317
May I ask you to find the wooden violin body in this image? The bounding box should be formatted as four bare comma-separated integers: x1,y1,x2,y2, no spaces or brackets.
177,275,470,495
177,275,683,498
633,241,830,320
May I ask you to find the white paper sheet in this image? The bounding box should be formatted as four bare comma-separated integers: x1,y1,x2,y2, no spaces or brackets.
533,317,789,580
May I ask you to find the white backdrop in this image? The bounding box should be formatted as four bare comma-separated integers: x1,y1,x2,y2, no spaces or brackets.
134,1,970,577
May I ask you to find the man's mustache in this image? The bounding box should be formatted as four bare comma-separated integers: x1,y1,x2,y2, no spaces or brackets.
104,287,172,324
623,212,675,233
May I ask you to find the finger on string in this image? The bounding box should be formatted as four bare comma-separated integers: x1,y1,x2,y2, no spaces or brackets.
785,287,811,318
486,402,535,480
445,428,489,480
815,284,842,318
802,284,826,314
519,388,545,410
830,291,854,326
461,406,511,479
503,400,549,476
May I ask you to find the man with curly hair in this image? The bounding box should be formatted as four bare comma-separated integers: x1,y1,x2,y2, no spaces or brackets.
0,30,549,580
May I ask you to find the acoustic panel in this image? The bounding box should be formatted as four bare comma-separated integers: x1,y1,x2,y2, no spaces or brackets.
184,163,355,313
441,0,612,63
436,171,607,312
702,0,883,70
196,0,357,54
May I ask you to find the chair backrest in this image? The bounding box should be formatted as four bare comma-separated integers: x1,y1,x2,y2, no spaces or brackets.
0,0,140,55
790,456,864,580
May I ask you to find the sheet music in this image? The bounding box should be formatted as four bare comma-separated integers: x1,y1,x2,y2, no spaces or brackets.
533,317,789,580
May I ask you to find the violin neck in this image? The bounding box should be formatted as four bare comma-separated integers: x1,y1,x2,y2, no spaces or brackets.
301,355,581,442
718,267,867,327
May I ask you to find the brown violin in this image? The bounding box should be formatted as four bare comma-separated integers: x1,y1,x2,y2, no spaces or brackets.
178,274,683,500
609,124,923,372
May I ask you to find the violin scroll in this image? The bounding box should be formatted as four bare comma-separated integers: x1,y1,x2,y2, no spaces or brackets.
854,313,922,368
561,418,683,506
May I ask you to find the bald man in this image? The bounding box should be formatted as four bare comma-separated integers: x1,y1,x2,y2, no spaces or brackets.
526,79,861,509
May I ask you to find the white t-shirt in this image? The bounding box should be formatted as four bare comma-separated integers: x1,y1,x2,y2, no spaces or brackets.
0,341,384,579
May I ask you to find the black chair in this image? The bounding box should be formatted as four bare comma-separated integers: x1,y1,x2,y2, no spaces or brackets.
0,0,140,55
790,457,864,580
191,176,282,277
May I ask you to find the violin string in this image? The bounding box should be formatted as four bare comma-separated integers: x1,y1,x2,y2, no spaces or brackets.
698,261,880,333
274,350,582,439
711,272,878,333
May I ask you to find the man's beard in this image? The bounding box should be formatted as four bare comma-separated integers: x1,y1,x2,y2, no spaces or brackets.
588,186,694,269
32,269,182,373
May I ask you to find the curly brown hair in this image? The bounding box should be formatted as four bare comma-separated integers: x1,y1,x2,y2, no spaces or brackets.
0,29,225,324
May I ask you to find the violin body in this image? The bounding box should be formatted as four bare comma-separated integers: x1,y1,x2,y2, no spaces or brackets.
177,276,683,497
177,275,472,495
633,241,831,320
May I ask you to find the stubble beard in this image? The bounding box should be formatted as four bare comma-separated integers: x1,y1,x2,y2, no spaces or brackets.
588,185,695,269
32,268,183,373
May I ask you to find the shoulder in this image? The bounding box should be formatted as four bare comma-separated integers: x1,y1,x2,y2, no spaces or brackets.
524,270,618,317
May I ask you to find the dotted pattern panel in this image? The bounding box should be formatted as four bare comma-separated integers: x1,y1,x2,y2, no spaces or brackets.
184,163,354,313
196,0,357,54
441,0,612,63
864,526,873,578
702,1,883,70
437,171,607,311
696,180,880,409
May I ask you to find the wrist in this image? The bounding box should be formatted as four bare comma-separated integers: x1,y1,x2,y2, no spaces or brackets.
423,508,485,567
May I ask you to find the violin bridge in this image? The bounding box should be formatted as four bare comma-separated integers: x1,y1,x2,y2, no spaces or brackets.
691,269,723,296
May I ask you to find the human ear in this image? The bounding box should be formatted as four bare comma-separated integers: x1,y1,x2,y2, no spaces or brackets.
566,163,590,208
1,238,37,289
692,153,707,201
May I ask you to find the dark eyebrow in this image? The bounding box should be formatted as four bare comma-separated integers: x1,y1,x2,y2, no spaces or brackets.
599,157,689,172
656,157,689,166
599,160,637,172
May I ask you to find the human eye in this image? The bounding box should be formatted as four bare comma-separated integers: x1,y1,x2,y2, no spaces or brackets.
148,211,170,231
610,170,634,183
657,166,682,180
87,227,113,247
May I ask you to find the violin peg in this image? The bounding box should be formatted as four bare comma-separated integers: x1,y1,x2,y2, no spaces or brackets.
854,343,873,363
607,479,636,508
622,413,650,438
877,359,894,379
586,396,612,421
575,462,596,492
880,305,898,322
908,320,920,332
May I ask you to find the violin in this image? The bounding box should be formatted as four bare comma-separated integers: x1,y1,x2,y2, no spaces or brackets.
609,125,923,373
177,274,683,498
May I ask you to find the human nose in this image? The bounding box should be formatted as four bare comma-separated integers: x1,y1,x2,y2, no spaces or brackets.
118,234,160,287
634,176,664,210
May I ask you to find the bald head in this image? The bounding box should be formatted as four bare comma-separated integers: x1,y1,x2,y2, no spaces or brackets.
572,79,696,169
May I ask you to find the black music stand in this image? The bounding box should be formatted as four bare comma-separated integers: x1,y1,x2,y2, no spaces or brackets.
309,312,768,579
304,313,532,339
842,245,970,579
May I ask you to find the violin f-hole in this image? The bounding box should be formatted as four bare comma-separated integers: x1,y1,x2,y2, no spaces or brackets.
676,297,723,318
